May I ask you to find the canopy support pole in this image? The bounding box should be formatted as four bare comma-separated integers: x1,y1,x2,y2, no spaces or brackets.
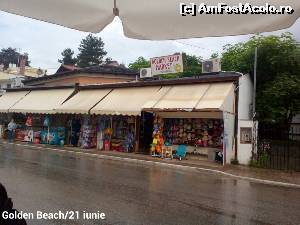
113,0,119,16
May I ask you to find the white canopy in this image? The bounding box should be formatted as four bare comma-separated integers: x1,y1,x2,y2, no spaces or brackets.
90,86,162,116
9,89,75,114
0,91,29,113
0,0,299,39
144,83,235,113
55,89,112,114
151,84,210,110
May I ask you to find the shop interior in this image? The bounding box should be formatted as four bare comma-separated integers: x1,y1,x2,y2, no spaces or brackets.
0,111,224,163
0,113,138,153
148,113,224,163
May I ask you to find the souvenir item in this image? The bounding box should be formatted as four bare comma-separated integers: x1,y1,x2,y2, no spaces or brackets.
25,115,33,127
43,116,50,127
162,118,223,148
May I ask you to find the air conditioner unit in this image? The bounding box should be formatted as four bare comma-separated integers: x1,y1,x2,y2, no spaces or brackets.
140,68,152,78
202,58,221,73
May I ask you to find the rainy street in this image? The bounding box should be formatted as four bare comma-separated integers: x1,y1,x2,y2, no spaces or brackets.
0,143,300,225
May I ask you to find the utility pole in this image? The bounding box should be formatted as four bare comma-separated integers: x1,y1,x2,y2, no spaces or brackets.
253,47,257,119
252,47,258,161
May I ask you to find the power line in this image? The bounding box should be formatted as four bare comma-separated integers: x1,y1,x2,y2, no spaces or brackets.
174,41,212,51
174,41,221,60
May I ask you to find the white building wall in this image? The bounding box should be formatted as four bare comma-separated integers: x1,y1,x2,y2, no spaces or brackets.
237,74,254,165
0,77,24,91
237,120,254,165
238,74,253,120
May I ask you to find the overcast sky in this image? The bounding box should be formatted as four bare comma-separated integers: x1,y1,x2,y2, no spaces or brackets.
0,11,299,74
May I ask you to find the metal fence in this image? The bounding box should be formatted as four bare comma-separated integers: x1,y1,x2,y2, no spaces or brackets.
256,123,300,171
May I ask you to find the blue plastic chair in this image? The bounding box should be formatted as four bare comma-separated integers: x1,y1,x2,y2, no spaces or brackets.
174,145,187,160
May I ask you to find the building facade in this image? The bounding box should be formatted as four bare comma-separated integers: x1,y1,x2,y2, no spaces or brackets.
0,72,254,165
23,65,139,86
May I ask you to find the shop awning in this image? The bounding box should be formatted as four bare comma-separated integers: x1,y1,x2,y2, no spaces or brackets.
55,89,112,114
0,91,29,113
90,86,163,116
195,83,235,113
144,82,235,113
9,89,75,114
151,84,210,110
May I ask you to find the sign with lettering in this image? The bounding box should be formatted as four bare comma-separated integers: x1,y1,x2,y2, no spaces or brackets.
150,54,183,76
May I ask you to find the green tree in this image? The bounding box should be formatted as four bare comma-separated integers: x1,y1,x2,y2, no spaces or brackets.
76,34,107,67
0,47,29,69
259,74,300,127
105,57,113,64
221,32,300,124
210,52,219,59
181,53,202,77
128,56,150,71
58,48,77,65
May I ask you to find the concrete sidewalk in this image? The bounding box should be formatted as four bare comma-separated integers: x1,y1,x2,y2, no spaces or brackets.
2,140,300,187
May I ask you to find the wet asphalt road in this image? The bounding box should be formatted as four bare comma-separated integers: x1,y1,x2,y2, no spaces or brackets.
0,143,300,225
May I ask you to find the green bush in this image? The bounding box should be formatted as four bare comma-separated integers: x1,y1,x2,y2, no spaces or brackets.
249,153,270,168
230,159,239,165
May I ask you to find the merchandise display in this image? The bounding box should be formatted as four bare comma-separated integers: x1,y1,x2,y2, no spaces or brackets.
13,114,137,151
163,118,223,149
25,115,33,127
14,114,67,146
98,116,136,152
79,117,97,149
103,127,113,150
110,117,135,152
43,116,50,127
151,116,164,156
15,128,33,142
97,117,111,150
51,127,65,145
151,116,224,159
124,130,135,152
40,129,48,144
70,118,81,146
33,131,41,144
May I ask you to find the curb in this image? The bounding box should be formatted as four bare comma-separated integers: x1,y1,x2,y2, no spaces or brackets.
2,141,300,189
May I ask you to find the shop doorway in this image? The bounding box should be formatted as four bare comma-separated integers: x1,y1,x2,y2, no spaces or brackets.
139,112,154,154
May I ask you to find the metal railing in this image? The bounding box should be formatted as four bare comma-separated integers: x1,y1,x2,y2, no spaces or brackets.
256,124,300,171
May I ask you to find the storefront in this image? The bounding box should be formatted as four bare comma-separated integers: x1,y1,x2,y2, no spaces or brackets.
151,115,224,162
54,86,164,152
14,114,69,145
142,82,236,164
0,88,75,145
0,73,254,165
66,114,136,151
96,115,136,152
